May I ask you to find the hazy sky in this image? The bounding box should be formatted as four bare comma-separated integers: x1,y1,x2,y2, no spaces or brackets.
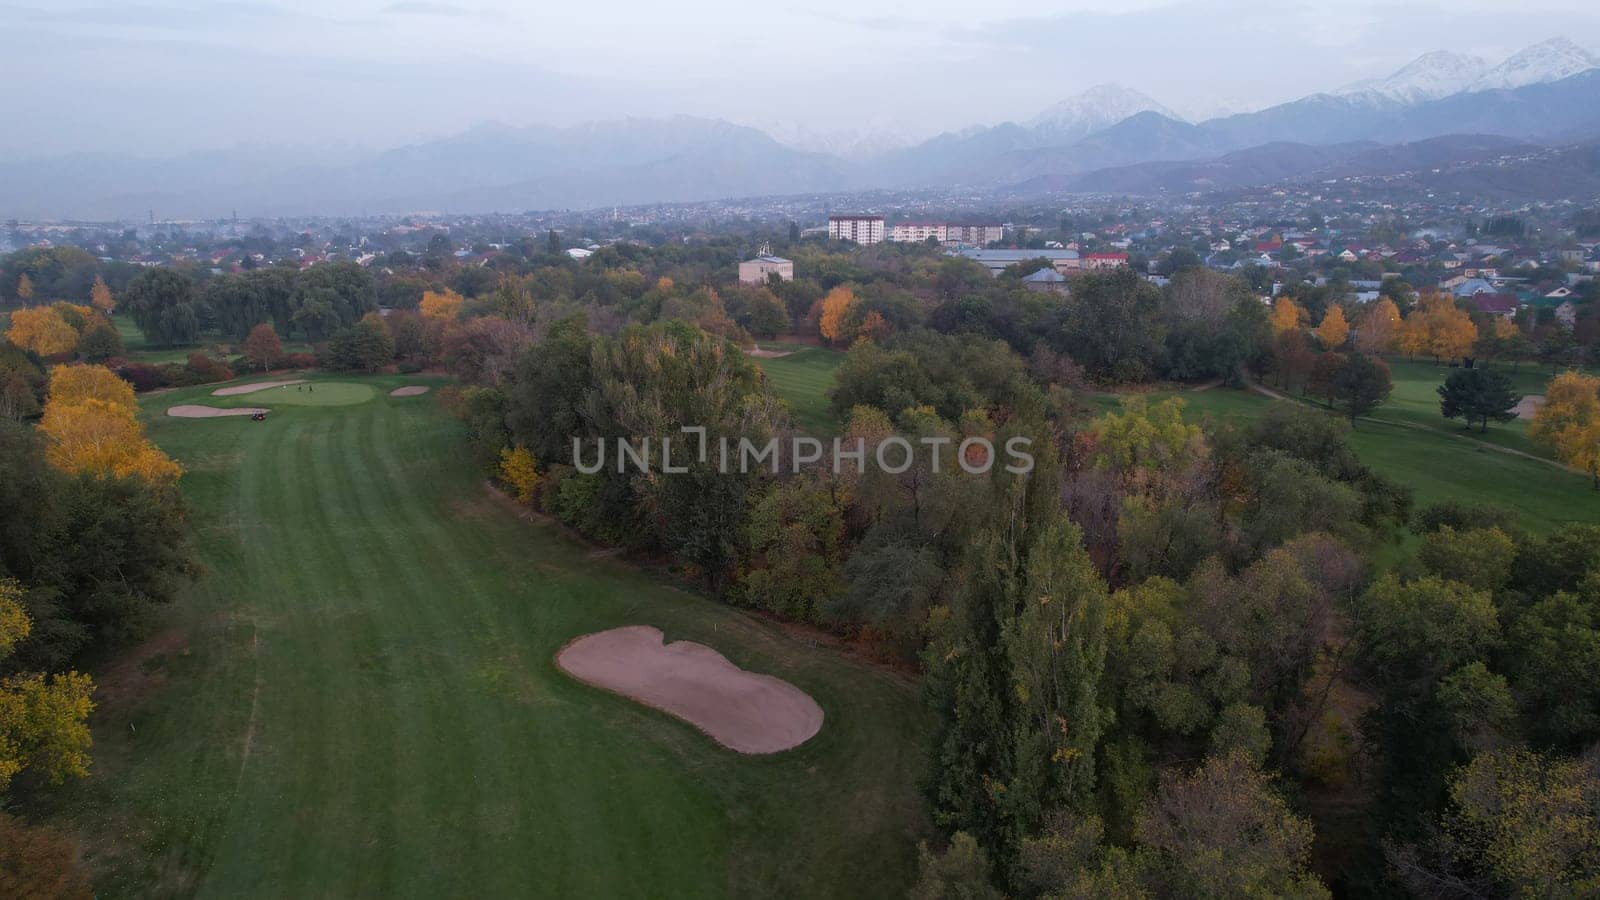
2,0,1598,157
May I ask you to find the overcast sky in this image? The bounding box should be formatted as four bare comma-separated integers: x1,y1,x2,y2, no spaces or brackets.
2,0,1598,157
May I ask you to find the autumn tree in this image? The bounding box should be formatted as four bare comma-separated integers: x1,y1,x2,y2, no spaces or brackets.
1356,297,1400,354
5,306,77,357
1394,747,1600,897
1438,366,1520,432
1403,293,1478,363
418,288,465,320
1315,305,1349,350
818,285,857,346
241,323,284,372
1531,370,1600,488
89,275,114,314
1270,297,1305,334
15,274,33,305
0,813,93,900
1134,753,1329,898
46,364,135,411
498,446,540,503
0,578,95,793
38,365,179,482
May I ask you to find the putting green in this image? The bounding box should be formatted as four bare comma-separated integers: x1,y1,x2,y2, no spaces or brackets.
245,382,376,406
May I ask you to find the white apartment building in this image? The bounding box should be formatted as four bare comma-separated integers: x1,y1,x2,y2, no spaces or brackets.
828,215,885,245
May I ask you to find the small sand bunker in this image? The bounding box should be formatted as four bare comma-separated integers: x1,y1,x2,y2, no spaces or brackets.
745,348,794,359
212,380,305,396
389,386,430,397
556,625,823,754
168,404,268,418
1514,394,1545,420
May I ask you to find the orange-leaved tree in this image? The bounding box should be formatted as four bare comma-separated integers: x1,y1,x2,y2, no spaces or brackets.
90,275,115,314
1530,370,1600,489
5,306,78,357
241,324,284,372
39,365,180,482
45,363,136,411
1403,292,1477,362
818,286,857,346
419,288,465,320
1356,297,1400,354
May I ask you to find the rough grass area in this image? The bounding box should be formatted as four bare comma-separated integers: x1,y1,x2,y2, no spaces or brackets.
756,347,844,435
35,373,928,898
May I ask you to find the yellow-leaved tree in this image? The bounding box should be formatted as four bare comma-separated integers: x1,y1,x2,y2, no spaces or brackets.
418,288,465,320
0,578,96,791
47,363,136,411
1356,297,1401,354
15,273,33,304
90,275,115,314
498,446,540,503
1403,293,1478,362
5,306,78,357
1316,305,1350,349
39,365,180,482
1270,297,1304,334
1530,371,1600,489
818,286,857,345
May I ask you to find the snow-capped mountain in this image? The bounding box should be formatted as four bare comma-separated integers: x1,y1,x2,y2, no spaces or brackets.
1469,37,1599,91
1027,84,1183,143
1336,50,1489,104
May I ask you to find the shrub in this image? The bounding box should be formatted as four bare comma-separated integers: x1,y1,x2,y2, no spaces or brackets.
113,362,170,392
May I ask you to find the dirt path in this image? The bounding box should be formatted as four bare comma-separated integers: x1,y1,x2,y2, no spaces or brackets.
212,380,304,396
556,625,824,754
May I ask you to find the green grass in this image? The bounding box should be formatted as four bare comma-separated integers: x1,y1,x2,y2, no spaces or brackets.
40,372,928,898
756,348,844,435
208,381,378,407
1088,385,1600,534
111,315,314,365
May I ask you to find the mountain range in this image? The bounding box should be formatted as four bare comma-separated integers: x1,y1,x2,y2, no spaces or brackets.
1,38,1598,219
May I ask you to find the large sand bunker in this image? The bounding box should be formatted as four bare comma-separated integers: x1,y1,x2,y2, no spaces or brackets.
1514,394,1545,420
389,385,430,397
168,404,268,418
556,625,824,754
212,380,305,396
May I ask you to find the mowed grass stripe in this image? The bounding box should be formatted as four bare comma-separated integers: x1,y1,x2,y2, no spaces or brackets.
58,375,927,899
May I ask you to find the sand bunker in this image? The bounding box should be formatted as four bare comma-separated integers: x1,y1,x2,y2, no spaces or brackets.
1514,394,1545,420
556,625,823,754
168,404,268,418
212,380,305,396
389,386,430,397
745,348,794,359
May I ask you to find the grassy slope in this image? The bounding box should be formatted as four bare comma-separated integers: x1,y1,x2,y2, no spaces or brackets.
1086,385,1600,534
42,373,927,898
755,348,844,435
